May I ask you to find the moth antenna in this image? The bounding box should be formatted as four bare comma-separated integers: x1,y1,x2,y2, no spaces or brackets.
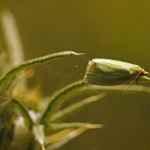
125,70,143,93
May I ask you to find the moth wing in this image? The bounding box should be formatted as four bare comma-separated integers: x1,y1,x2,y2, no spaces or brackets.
84,59,141,85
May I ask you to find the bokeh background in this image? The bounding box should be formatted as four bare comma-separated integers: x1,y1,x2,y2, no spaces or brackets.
1,0,150,150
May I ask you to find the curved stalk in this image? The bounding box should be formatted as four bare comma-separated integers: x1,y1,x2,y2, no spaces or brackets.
40,80,85,124
0,51,84,93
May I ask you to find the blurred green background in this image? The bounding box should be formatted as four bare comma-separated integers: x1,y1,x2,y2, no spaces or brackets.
1,0,150,150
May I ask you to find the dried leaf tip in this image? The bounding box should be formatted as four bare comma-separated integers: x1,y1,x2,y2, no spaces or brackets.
88,93,107,102
41,145,45,150
70,51,85,55
85,123,104,129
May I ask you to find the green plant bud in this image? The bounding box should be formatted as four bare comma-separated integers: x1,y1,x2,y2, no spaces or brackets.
83,59,149,86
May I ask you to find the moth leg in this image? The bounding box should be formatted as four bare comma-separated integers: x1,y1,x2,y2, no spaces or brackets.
135,79,139,84
131,70,143,85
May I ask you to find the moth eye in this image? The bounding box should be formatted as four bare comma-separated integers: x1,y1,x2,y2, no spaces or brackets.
144,72,149,76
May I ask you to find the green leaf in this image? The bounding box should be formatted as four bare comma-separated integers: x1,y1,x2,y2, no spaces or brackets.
50,93,106,122
80,84,150,95
0,97,11,113
0,51,84,92
0,123,14,150
40,80,85,124
46,129,73,143
40,80,150,124
46,122,103,132
11,99,33,130
138,76,150,82
32,125,45,150
46,128,87,150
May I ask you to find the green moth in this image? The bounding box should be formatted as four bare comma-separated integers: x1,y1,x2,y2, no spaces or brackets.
83,59,149,86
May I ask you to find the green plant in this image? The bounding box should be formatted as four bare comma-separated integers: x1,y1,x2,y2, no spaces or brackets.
0,50,150,150
0,50,106,150
1,10,150,150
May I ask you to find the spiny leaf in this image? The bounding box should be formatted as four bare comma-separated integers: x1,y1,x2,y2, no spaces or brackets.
46,128,87,150
11,99,33,130
50,93,106,122
138,76,150,82
0,97,11,113
32,125,45,150
40,80,85,124
0,51,84,92
46,129,73,143
46,122,103,132
80,84,150,95
40,80,150,124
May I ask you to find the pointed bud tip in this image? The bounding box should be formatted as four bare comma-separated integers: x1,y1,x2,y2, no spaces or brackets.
86,124,104,129
72,51,85,55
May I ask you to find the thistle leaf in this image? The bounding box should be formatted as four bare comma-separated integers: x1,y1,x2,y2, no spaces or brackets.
46,122,103,132
32,125,45,150
46,128,87,150
80,84,150,95
50,93,106,122
138,76,150,82
46,129,73,143
40,80,85,124
11,99,33,129
0,51,84,93
0,97,11,113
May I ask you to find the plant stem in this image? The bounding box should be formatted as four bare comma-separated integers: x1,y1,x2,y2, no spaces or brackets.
0,51,84,93
12,99,33,130
40,80,85,124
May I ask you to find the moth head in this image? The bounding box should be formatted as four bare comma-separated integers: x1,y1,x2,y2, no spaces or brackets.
140,69,149,76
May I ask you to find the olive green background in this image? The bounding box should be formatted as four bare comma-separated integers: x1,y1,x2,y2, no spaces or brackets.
1,0,150,150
